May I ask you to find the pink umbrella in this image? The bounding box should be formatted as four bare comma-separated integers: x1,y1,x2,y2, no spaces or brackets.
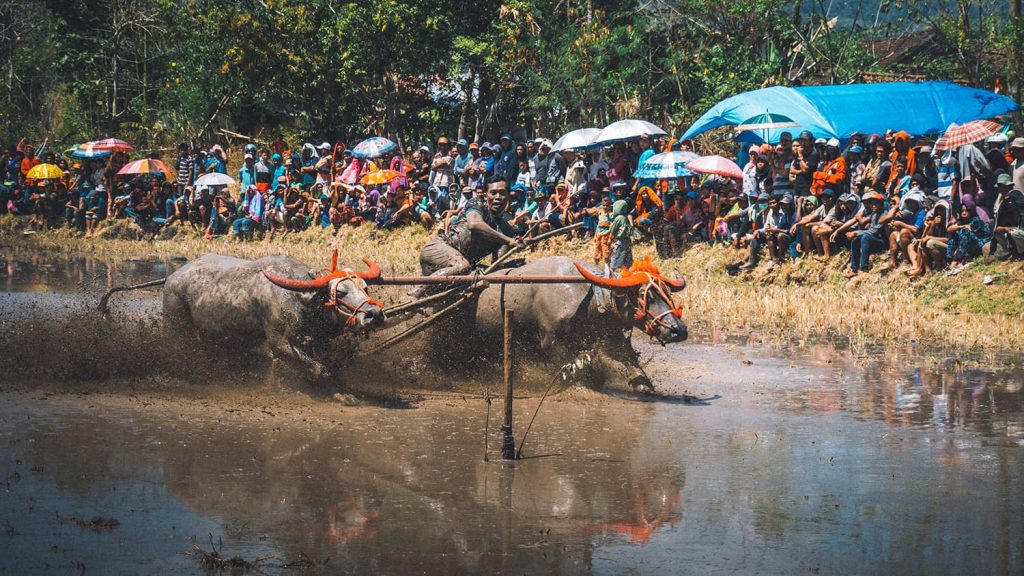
92,138,135,152
685,155,743,179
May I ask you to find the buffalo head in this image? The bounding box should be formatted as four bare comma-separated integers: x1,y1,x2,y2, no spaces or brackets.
574,258,687,344
263,250,385,329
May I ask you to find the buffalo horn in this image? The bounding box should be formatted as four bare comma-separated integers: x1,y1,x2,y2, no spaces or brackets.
573,263,647,289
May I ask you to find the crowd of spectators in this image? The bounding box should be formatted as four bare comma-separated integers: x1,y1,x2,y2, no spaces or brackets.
2,128,1023,279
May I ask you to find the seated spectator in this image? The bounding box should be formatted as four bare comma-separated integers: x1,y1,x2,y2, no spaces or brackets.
842,191,890,279
882,191,926,271
945,197,991,267
740,193,793,269
906,200,948,276
718,192,753,248
987,173,1024,259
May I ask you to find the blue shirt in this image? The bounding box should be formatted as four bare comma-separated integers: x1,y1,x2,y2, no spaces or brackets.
302,158,317,188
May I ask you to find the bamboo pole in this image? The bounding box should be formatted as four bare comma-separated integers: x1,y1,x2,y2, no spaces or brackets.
374,273,590,285
501,309,516,460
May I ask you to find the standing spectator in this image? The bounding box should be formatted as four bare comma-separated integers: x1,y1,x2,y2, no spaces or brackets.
238,154,258,190
494,134,518,181
430,137,454,190
453,139,472,186
174,143,194,193
1010,138,1024,193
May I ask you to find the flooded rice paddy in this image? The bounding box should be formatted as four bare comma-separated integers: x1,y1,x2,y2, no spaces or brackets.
0,254,1021,575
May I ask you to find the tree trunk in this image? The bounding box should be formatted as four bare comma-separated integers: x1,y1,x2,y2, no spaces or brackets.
1010,0,1021,128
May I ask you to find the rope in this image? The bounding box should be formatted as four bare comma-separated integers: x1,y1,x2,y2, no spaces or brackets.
515,371,564,460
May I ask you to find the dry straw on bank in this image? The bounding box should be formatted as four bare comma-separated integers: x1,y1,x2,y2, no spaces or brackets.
2,215,1021,353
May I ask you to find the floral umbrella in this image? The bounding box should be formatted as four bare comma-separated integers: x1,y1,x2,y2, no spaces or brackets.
352,137,397,159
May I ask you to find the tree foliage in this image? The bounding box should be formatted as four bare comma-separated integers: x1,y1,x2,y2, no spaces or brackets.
1,0,1020,150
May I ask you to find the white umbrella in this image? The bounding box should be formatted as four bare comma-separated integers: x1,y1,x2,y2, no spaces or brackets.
551,128,600,152
632,151,699,179
194,172,237,187
591,119,667,146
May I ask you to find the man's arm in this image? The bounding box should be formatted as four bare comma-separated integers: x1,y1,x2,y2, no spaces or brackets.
466,209,516,245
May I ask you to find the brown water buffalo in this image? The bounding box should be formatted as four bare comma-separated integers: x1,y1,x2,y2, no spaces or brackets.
433,256,687,390
100,250,384,379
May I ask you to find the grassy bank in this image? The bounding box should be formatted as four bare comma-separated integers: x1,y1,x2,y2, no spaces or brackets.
1,215,1022,353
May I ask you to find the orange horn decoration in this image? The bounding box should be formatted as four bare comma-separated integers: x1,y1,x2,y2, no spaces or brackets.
330,249,339,272
573,263,647,289
262,270,331,291
263,258,382,291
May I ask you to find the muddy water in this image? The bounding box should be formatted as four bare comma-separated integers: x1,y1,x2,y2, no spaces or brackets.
0,255,1022,575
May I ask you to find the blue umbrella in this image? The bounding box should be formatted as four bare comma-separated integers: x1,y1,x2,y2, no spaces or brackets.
632,151,698,179
352,136,397,159
70,142,112,159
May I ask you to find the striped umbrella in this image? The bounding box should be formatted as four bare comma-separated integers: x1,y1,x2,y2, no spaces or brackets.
933,120,1004,152
685,155,743,179
632,151,699,180
92,138,135,152
26,163,65,180
117,158,171,177
352,136,397,159
360,169,404,185
70,142,113,159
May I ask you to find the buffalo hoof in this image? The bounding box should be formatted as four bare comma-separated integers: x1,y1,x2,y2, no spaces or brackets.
628,375,655,394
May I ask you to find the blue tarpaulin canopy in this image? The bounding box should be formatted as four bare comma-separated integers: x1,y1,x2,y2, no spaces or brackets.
679,81,1019,144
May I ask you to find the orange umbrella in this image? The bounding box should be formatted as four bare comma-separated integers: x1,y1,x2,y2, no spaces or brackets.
117,158,171,177
360,169,403,185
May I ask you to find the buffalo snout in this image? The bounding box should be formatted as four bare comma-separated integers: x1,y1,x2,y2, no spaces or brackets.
358,305,386,327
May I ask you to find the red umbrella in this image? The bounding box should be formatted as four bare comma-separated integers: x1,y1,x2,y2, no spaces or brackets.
117,158,171,177
933,120,1003,152
92,138,135,152
685,155,743,179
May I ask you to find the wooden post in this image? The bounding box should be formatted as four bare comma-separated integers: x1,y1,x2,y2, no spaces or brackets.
501,309,516,460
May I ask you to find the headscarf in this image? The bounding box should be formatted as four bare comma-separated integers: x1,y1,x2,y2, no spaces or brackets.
302,142,319,160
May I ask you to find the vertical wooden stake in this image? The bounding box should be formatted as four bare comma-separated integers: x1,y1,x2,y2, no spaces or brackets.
501,309,516,460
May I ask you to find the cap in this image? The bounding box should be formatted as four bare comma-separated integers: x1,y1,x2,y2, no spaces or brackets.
848,145,863,154
457,138,468,147
748,145,760,155
418,145,430,153
987,133,1009,144
863,191,884,202
826,137,840,148
814,138,826,145
780,195,794,204
533,137,545,145
319,142,331,150
996,173,1013,186
276,175,287,183
469,142,479,150
821,187,835,196
1010,137,1024,150
500,134,513,142
919,145,932,154
539,139,553,149
758,143,773,154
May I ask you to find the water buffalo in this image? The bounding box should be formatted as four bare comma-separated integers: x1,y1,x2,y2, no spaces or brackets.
441,256,687,391
99,250,384,379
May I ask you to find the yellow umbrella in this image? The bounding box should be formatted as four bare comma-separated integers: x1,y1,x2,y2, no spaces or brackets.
26,163,65,180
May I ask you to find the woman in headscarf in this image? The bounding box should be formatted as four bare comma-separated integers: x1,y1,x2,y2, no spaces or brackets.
945,195,991,266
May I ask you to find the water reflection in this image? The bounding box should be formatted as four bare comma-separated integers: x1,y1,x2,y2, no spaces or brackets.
749,343,1024,442
2,401,684,575
0,254,181,293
